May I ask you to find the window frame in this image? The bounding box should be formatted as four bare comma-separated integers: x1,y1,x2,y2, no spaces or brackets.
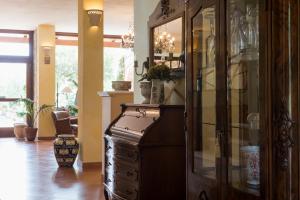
0,29,34,135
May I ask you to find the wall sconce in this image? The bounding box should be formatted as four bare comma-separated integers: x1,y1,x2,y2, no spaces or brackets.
87,9,103,26
41,45,52,65
134,57,150,76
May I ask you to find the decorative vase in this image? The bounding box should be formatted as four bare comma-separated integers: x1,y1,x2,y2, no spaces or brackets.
112,81,132,91
150,79,164,104
240,146,260,188
54,134,79,167
14,123,27,139
24,127,38,141
140,81,152,104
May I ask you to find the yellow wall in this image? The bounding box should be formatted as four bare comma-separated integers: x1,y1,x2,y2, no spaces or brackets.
78,0,104,164
109,92,133,120
35,24,56,138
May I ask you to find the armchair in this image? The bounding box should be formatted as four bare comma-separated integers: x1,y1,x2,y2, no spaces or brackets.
52,111,78,136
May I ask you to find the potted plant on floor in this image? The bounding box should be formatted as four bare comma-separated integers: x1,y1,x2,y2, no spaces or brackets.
16,98,53,141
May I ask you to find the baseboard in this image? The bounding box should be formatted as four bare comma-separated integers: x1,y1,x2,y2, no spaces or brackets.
77,160,102,170
38,136,55,140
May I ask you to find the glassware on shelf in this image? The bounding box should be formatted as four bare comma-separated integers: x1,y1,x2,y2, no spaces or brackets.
247,113,260,130
206,22,216,68
230,6,247,57
240,146,260,188
245,4,259,49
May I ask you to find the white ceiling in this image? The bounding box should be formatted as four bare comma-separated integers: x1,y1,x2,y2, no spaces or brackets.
0,0,133,35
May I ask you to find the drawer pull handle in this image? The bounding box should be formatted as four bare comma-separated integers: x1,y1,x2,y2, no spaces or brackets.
126,171,134,177
126,190,133,195
198,191,208,200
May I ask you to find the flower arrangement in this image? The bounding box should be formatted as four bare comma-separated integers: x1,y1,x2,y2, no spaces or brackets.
139,63,173,82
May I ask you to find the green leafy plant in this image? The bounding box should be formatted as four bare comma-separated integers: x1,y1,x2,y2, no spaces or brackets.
139,63,173,82
69,79,78,87
16,98,53,128
67,105,78,117
117,56,126,81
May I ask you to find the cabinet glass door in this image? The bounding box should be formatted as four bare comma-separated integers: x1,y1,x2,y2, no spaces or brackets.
192,6,218,180
227,0,261,196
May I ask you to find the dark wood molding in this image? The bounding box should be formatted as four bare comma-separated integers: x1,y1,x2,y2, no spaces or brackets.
0,29,33,34
274,98,295,170
0,98,18,102
0,128,14,137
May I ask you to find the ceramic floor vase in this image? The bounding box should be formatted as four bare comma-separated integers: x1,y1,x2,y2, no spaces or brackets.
54,134,79,167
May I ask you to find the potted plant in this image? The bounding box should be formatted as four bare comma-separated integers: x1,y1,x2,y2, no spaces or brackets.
16,98,53,141
112,56,132,91
139,63,173,104
67,105,78,117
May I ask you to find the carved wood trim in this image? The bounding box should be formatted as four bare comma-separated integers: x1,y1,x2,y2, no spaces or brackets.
274,98,295,170
161,0,170,17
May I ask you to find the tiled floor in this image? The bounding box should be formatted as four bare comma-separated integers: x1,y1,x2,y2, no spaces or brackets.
0,138,105,200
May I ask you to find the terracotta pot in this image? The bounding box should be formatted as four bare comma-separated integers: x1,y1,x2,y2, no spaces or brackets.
54,134,79,167
24,127,38,142
13,123,27,139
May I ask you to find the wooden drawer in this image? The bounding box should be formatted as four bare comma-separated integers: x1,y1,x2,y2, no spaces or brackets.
105,159,139,184
106,136,139,164
105,187,127,200
113,179,139,200
114,160,139,183
106,178,138,200
113,145,139,163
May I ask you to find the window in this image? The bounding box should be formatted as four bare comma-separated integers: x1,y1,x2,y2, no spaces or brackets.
104,47,134,91
55,34,78,109
0,33,30,56
0,31,33,131
55,34,134,109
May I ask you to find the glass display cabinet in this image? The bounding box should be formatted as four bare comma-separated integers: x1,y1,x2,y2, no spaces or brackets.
185,0,300,200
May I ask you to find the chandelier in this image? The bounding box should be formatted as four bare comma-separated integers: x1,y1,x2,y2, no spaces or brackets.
154,31,175,53
121,25,134,48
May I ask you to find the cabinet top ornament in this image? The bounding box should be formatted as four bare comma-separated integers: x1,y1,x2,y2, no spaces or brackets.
161,0,174,17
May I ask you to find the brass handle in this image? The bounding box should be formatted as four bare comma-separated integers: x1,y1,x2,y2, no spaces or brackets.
125,190,133,195
198,191,208,200
127,171,134,177
216,130,224,146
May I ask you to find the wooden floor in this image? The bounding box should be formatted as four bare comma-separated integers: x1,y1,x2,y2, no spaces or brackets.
0,138,105,200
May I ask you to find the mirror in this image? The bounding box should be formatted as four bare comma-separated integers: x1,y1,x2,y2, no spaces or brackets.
153,17,184,71
148,0,185,77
